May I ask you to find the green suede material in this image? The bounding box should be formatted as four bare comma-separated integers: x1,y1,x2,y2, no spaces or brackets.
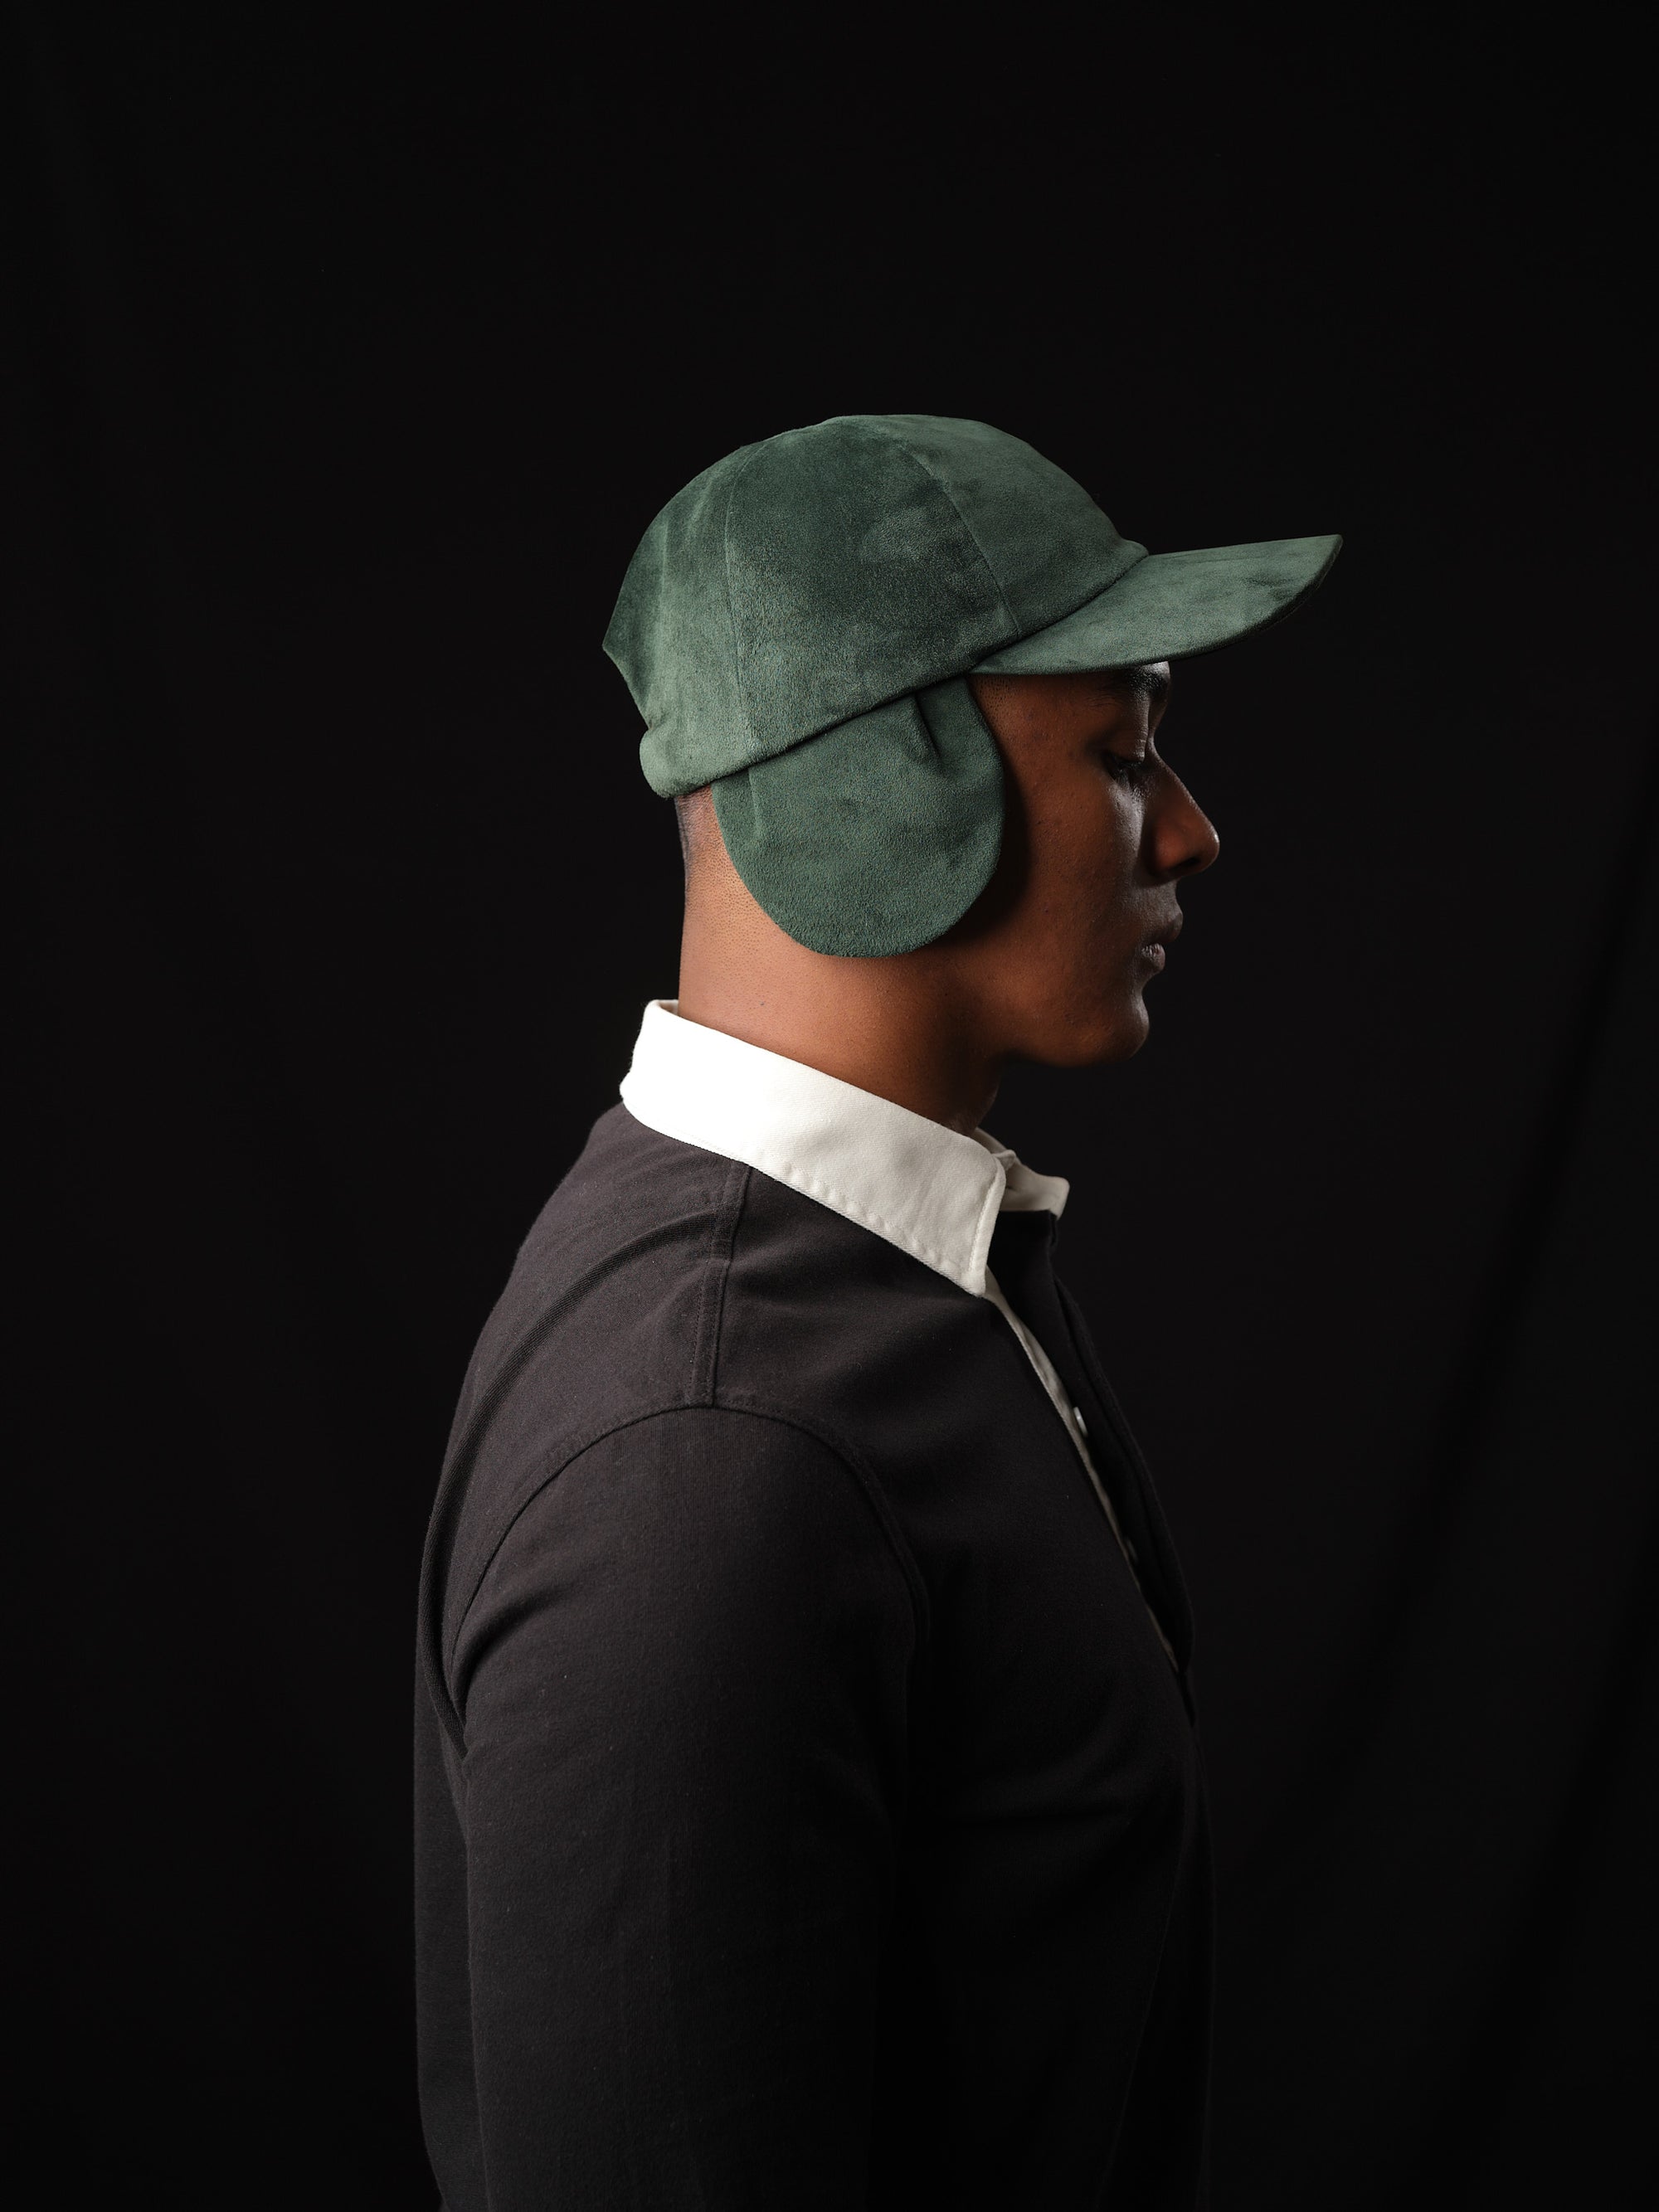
603,414,1341,956
606,414,1141,799
606,441,761,798
883,413,1146,633
711,676,1003,958
974,533,1343,673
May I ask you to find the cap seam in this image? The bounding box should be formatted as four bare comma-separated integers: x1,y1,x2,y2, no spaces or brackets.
990,541,1154,654
883,426,1020,640
720,439,771,767
704,422,1032,785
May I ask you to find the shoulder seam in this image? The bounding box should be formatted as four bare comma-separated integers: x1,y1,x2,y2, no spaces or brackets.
713,1391,931,1636
441,1398,930,1729
690,1156,749,1403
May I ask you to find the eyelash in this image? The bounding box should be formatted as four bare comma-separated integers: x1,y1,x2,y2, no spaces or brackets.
1101,751,1157,789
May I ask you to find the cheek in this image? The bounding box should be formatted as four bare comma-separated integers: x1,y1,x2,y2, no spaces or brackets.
1011,770,1141,967
1054,791,1139,930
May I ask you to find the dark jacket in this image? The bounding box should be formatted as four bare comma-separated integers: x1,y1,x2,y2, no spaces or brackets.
416,1104,1213,2210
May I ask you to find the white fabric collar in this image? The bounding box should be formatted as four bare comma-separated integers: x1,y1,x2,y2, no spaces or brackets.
618,999,1069,1298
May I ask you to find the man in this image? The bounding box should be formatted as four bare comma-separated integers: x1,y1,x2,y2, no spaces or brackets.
415,415,1340,2209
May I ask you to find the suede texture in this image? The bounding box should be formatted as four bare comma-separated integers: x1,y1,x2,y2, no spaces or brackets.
606,415,1141,799
975,533,1343,673
712,675,1004,958
602,413,1340,956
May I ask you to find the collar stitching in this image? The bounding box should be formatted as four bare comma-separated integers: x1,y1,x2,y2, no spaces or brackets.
756,1152,981,1281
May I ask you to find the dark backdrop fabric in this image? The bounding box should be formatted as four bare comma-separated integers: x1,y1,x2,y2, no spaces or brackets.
10,10,1656,2207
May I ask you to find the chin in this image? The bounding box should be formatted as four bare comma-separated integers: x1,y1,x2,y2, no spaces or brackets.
1031,993,1150,1069
1100,999,1152,1063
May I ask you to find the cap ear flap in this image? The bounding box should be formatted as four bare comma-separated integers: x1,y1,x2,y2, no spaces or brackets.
711,677,1005,958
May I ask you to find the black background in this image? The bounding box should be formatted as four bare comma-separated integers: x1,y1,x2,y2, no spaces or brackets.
11,7,1656,2207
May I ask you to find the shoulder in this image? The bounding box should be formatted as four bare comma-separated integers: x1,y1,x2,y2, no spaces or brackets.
445,1403,927,1728
447,1108,749,1466
422,1116,956,1724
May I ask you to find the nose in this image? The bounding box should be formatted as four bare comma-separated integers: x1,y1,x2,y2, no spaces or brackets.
1151,769,1219,881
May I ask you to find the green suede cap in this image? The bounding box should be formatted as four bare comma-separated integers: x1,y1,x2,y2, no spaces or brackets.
604,414,1340,956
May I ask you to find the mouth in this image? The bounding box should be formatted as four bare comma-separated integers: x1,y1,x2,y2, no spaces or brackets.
1136,914,1183,972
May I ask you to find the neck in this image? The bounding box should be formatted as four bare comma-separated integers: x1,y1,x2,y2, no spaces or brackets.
675,897,1003,1135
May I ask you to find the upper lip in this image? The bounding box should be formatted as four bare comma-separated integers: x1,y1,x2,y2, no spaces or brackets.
1142,914,1184,949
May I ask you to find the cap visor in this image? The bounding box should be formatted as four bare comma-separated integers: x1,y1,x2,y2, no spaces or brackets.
972,533,1341,675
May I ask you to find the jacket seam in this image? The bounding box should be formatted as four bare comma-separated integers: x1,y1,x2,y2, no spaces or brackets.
442,1399,930,1725
690,1158,749,1404
710,1388,932,1635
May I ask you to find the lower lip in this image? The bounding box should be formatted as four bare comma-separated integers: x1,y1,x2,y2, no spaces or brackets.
1138,941,1167,970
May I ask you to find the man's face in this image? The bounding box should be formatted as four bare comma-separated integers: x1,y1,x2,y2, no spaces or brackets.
954,665,1219,1066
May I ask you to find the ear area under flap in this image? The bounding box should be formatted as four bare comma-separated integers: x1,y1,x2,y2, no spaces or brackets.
710,676,1005,958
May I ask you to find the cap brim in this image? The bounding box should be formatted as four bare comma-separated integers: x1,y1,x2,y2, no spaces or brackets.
971,533,1342,675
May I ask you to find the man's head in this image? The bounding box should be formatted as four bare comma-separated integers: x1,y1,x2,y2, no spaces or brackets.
615,413,1331,1123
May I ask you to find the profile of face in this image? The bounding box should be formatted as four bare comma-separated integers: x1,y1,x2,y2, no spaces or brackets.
953,664,1220,1067
675,660,1221,1128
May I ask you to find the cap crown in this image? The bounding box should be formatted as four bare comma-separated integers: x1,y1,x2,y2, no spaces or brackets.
605,414,1145,795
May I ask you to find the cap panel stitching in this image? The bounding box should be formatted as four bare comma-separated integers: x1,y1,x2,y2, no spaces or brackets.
719,438,770,762
872,421,1019,639
722,423,1015,764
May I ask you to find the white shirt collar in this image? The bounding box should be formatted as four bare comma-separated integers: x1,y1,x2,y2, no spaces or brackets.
618,999,1069,1298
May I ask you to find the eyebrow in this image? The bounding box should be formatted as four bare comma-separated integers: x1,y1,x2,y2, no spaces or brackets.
1091,664,1170,702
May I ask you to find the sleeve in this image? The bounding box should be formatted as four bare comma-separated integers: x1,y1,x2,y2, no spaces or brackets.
449,1404,918,2211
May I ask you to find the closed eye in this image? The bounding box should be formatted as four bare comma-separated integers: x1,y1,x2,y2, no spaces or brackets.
1100,749,1158,789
